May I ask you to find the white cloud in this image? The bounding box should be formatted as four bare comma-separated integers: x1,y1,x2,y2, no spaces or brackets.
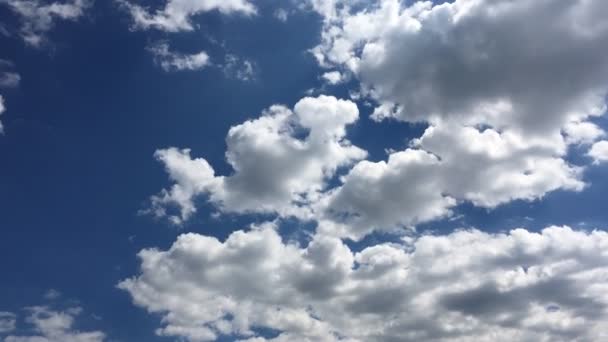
223,54,257,81
588,140,608,163
120,224,608,342
273,8,288,22
150,96,586,239
319,123,584,239
147,42,210,72
0,312,16,333
0,95,6,134
321,71,344,85
0,0,91,46
4,306,105,342
118,0,256,32
312,0,608,137
564,121,605,145
149,95,366,224
0,72,20,88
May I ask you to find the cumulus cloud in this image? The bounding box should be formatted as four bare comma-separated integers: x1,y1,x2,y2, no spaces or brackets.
320,123,584,239
0,312,16,333
150,96,587,238
0,0,91,46
321,71,344,85
117,0,256,32
120,224,608,342
149,95,366,224
147,42,210,72
312,0,608,137
4,306,105,342
588,140,608,163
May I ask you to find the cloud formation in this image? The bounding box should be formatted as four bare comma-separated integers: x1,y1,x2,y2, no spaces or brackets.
149,95,366,224
588,140,608,163
320,123,584,238
0,0,91,46
147,42,210,72
312,0,608,137
120,224,608,342
118,0,256,32
0,312,16,334
3,306,105,342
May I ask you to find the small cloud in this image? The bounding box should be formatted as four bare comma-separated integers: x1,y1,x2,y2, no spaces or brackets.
0,312,16,333
147,42,210,72
1,0,92,47
44,289,62,300
223,54,257,81
274,8,289,22
588,140,608,164
322,71,345,85
0,95,6,134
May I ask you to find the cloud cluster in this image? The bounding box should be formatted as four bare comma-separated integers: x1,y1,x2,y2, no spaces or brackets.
3,306,105,342
147,42,210,72
118,0,256,32
311,0,608,137
149,95,366,224
120,224,608,341
320,123,584,238
150,95,586,239
0,0,91,46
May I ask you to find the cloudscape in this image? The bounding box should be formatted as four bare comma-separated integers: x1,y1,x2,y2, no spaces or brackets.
1,0,608,341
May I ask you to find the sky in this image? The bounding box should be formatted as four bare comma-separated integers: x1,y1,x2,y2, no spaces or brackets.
1,0,608,341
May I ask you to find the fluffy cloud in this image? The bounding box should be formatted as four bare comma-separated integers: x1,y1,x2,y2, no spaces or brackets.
0,312,16,333
118,0,256,32
149,95,366,224
4,306,105,342
312,0,608,137
151,96,586,238
0,0,91,46
147,42,210,72
320,124,584,239
588,140,608,163
120,224,608,342
321,71,344,85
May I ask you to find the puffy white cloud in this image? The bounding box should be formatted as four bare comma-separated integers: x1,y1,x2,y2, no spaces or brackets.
4,306,105,342
118,0,256,32
147,42,210,72
149,95,366,224
0,0,91,46
0,312,16,333
320,123,584,239
321,71,344,85
563,121,605,145
312,0,608,137
120,224,608,342
588,140,608,163
151,97,585,238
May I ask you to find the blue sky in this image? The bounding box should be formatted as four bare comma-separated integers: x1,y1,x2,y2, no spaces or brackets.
1,1,608,341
